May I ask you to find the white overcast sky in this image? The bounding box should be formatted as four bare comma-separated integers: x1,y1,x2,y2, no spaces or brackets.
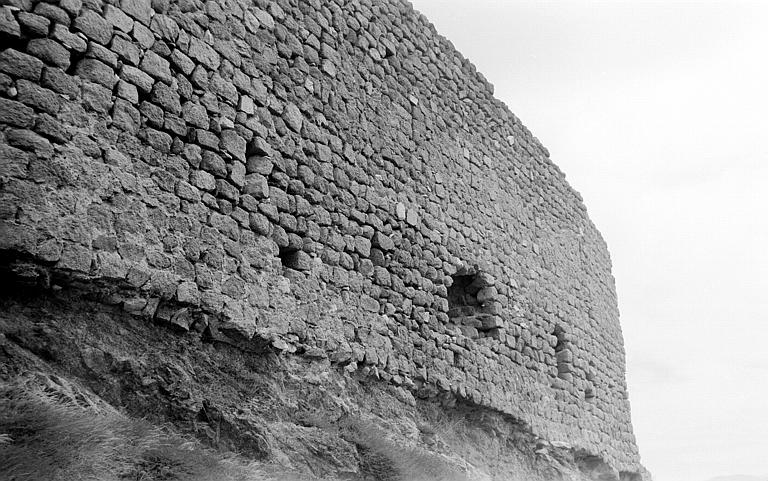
409,1,768,480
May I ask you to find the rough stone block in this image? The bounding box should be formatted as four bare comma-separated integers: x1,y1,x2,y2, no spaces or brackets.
198,151,225,178
0,7,21,38
140,50,172,84
52,24,88,53
26,38,71,69
0,49,44,81
21,14,52,40
140,101,164,127
282,102,302,132
6,128,54,158
16,80,61,115
142,127,172,152
151,82,181,114
58,0,82,14
82,82,114,113
170,49,194,75
121,0,152,25
0,221,36,253
372,232,395,251
75,58,118,88
116,80,139,103
87,42,119,68
0,98,35,128
104,4,135,32
120,64,154,92
181,101,208,129
41,67,79,98
112,34,141,65
132,21,154,48
195,129,219,150
190,170,215,191
243,173,269,199
74,9,113,45
33,3,69,26
163,115,187,136
220,129,246,161
150,14,179,41
188,37,219,70
177,281,200,304
0,143,30,178
58,243,93,273
34,113,69,143
112,99,141,133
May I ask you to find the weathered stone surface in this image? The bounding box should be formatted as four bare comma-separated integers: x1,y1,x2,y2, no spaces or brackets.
16,80,61,115
0,98,35,127
282,102,302,132
52,23,88,52
0,7,21,38
372,232,395,251
140,51,172,84
104,5,135,32
0,49,44,81
220,130,245,161
120,64,153,92
188,37,219,70
0,0,645,477
73,9,113,45
42,67,79,98
151,82,181,115
121,0,152,25
26,38,71,69
75,58,118,88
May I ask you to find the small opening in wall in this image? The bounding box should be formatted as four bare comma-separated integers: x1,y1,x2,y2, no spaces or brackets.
447,268,500,339
553,325,573,382
278,246,296,266
585,362,597,402
447,274,480,316
447,273,482,338
278,247,311,273
584,385,596,402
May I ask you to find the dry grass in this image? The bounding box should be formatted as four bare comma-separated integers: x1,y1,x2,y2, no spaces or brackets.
0,377,471,481
338,416,470,481
0,380,280,481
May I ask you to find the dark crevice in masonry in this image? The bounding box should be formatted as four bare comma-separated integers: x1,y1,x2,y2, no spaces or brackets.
446,267,501,340
447,272,481,339
554,325,574,382
278,246,310,273
585,361,598,402
65,50,86,76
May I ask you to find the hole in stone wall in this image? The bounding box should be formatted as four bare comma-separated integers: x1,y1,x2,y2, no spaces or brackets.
66,50,87,76
585,362,597,402
447,269,501,339
278,247,311,273
447,273,482,339
554,325,574,382
447,274,479,313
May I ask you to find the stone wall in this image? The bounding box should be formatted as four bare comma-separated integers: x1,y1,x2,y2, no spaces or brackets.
0,0,642,474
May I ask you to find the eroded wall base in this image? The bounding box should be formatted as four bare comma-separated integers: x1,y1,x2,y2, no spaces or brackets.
0,275,646,481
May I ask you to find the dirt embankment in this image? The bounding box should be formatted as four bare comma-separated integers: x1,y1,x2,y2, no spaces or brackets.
0,282,633,481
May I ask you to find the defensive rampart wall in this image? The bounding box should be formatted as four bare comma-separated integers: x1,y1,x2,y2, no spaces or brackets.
0,0,641,473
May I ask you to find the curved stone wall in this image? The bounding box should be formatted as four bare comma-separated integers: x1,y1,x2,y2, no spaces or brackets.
0,0,641,473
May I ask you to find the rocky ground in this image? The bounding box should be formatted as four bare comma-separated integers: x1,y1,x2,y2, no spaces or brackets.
0,281,628,481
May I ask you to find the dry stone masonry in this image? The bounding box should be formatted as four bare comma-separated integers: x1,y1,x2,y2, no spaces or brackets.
0,0,643,476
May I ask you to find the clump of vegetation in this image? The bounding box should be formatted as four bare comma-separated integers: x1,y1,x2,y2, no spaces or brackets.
0,380,276,481
0,376,471,481
337,416,469,481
